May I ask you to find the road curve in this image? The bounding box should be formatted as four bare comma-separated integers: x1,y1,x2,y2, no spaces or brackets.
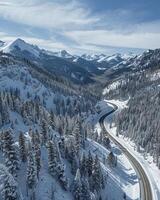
99,103,153,200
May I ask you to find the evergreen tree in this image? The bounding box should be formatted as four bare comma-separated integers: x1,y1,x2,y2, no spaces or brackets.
34,143,41,179
81,177,91,200
80,153,87,177
56,163,68,190
59,137,65,158
50,110,55,130
69,143,78,175
41,120,48,145
91,155,104,192
72,169,82,200
47,140,57,176
107,152,116,167
2,131,19,176
0,164,19,200
87,151,93,177
74,120,81,154
26,149,37,198
19,132,27,162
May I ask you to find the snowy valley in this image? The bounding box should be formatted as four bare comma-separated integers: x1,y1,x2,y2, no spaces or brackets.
0,38,160,200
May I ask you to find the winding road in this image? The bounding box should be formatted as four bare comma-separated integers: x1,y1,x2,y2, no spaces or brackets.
99,102,153,200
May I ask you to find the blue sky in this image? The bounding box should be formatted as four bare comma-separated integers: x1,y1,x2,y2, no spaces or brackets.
0,0,160,54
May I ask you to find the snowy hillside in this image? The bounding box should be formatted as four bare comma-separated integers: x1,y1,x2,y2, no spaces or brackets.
0,52,98,200
0,46,144,200
102,48,160,199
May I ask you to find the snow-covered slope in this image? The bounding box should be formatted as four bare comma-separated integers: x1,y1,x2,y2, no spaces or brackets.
0,38,138,77
0,53,98,200
1,38,41,57
52,50,73,59
0,39,94,84
0,49,143,200
81,53,135,64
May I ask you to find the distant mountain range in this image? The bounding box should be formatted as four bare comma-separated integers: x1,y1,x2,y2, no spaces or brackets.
1,38,159,85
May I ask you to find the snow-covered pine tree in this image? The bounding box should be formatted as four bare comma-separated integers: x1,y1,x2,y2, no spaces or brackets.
74,119,81,155
29,129,41,179
26,149,37,198
2,130,19,176
91,155,104,192
81,177,91,200
69,142,78,175
19,132,27,162
56,163,68,190
107,151,116,167
59,137,65,158
72,169,82,200
34,143,41,179
80,153,87,177
0,164,19,200
47,140,57,176
41,120,48,145
50,110,55,130
87,151,93,177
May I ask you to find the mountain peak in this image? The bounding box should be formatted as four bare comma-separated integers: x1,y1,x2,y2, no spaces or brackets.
59,50,71,57
52,49,73,59
12,38,25,44
0,40,5,47
1,38,40,57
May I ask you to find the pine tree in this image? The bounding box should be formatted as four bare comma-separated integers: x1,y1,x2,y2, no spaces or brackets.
26,150,37,197
34,143,41,179
91,155,104,192
56,163,68,190
74,119,82,154
41,120,48,145
47,140,57,176
2,130,19,176
19,132,27,162
80,153,87,177
87,151,93,177
69,143,78,175
50,110,55,130
59,137,65,158
72,169,82,200
0,164,19,200
81,177,91,200
107,151,116,167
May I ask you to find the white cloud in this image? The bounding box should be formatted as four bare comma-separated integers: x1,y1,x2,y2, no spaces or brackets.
65,28,160,50
0,0,99,30
0,0,159,53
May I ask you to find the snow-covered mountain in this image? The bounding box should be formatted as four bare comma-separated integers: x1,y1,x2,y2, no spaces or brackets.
0,39,74,60
75,52,137,73
81,53,106,61
52,50,73,59
0,38,137,78
0,39,94,84
0,40,4,47
2,38,159,87
112,48,160,71
80,53,135,63
1,38,41,58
